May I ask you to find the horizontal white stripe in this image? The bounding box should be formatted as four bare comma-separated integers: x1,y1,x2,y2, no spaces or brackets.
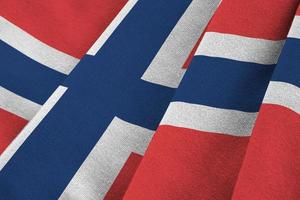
87,0,138,55
0,86,41,120
0,86,67,171
160,101,257,137
141,0,220,88
288,16,300,39
263,81,300,114
0,17,79,74
59,117,154,200
195,32,284,65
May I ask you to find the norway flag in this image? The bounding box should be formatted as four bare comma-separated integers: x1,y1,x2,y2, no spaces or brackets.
0,0,129,153
0,0,299,200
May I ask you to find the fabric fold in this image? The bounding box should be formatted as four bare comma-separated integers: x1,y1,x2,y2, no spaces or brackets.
0,0,219,199
123,1,299,199
232,6,300,200
0,0,130,154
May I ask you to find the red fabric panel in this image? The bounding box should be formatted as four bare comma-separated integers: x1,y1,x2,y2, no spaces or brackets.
206,0,298,40
104,152,143,200
0,0,128,58
123,125,249,200
297,6,300,15
232,104,300,200
0,108,27,154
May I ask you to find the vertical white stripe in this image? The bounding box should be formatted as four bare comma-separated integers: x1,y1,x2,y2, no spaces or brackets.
0,86,67,171
87,0,138,55
59,117,154,200
0,87,41,120
0,17,79,74
141,0,220,88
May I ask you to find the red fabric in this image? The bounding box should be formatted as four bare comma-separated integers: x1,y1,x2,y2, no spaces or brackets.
207,0,298,40
123,125,249,200
297,6,300,15
232,104,300,200
0,108,27,154
0,0,128,58
104,153,143,200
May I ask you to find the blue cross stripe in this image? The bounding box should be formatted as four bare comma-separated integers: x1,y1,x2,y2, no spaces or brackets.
0,0,192,199
271,38,300,87
174,56,275,112
0,41,66,104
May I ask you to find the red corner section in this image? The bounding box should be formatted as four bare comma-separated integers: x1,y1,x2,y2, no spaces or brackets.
206,0,299,40
0,0,128,58
0,108,27,154
104,152,143,200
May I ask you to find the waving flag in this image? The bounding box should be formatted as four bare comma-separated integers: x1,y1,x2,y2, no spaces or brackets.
232,6,300,199
123,1,299,199
0,0,219,199
0,0,299,200
0,0,131,153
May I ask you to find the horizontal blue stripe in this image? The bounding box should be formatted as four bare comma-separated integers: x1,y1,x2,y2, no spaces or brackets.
271,38,300,87
0,41,66,104
0,0,191,199
173,56,275,112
